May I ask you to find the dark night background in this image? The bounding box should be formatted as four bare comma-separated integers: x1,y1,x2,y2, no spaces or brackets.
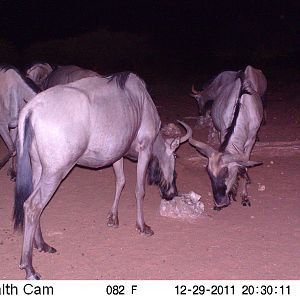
1,1,300,281
0,0,299,76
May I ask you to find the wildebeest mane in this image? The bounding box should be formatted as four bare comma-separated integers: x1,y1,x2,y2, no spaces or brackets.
219,71,251,152
147,155,177,196
107,71,131,89
0,64,41,94
22,75,41,94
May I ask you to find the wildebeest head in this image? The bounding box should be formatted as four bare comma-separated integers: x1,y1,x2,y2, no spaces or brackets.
25,63,53,89
189,137,262,209
148,121,192,200
175,117,262,208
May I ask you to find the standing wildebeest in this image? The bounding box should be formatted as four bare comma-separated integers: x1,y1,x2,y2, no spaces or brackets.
190,65,267,119
0,66,39,180
13,72,191,279
188,71,263,210
26,63,98,90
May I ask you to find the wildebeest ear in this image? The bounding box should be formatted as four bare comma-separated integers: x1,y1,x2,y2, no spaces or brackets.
164,137,180,155
190,93,200,100
189,137,216,158
236,160,263,168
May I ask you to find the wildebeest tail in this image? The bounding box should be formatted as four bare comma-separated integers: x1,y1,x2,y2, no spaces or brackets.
13,114,33,230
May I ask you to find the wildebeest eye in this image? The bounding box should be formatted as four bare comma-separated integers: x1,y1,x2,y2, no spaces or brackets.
173,153,177,158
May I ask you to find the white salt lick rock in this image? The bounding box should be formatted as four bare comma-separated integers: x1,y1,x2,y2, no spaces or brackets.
160,191,205,222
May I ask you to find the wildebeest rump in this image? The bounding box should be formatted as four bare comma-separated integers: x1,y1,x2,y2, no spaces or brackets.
13,72,191,279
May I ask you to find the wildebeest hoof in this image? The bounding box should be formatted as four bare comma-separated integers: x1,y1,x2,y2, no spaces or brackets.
241,198,251,207
214,203,229,210
213,205,222,211
39,245,57,253
7,168,16,181
136,224,154,236
34,241,57,253
107,213,119,228
26,272,41,280
229,193,237,202
19,264,41,280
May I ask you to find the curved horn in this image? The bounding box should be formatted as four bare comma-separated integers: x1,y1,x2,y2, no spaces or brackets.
189,137,216,158
177,120,192,144
191,84,200,94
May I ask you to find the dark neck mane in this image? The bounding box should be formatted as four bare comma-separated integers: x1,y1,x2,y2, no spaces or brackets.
218,72,251,152
147,155,176,194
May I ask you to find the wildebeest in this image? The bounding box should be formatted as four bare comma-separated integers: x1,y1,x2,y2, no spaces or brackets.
190,70,237,116
190,65,267,119
13,72,191,279
0,66,39,180
188,70,263,210
24,62,53,89
26,63,98,90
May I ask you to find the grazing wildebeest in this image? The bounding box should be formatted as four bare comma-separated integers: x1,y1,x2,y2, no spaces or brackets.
188,71,263,210
191,65,267,119
0,66,40,180
26,63,99,90
13,72,191,279
25,62,53,90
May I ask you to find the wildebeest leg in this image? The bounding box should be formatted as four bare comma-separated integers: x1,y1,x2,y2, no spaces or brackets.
240,136,257,206
20,174,62,280
34,221,57,253
28,150,55,253
7,128,18,181
135,147,153,236
208,125,219,145
0,126,15,169
240,169,251,207
8,155,17,181
107,158,125,228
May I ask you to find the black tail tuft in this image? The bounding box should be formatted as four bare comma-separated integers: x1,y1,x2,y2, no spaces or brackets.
13,115,33,230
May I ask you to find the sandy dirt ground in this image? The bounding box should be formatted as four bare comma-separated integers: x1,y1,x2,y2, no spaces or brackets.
0,69,300,280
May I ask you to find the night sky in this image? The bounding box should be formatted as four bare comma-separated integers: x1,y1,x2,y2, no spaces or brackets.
0,0,299,69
